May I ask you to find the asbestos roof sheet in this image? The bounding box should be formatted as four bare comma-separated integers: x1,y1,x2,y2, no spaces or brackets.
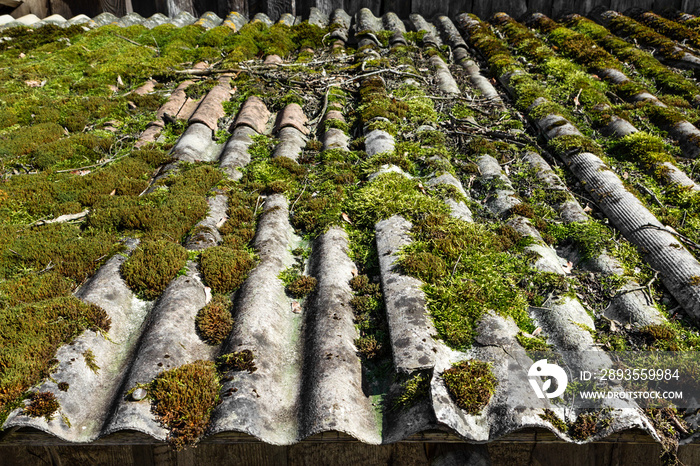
2,6,700,463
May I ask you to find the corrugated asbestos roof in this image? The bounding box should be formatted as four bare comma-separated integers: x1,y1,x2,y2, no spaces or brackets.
3,5,700,460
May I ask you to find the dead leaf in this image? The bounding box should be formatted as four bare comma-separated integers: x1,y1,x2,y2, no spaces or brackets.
351,267,358,277
117,75,124,87
19,52,25,58
562,261,573,274
127,101,137,110
109,189,116,196
532,327,542,337
583,205,593,213
504,165,510,175
622,172,629,180
291,301,302,314
24,80,45,88
573,94,580,107
417,182,427,195
341,212,353,224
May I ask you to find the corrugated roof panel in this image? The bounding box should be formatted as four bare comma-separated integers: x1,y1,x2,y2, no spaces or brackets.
2,8,700,463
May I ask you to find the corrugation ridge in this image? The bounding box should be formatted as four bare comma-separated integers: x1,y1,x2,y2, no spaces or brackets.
299,227,382,444
209,195,302,445
102,265,215,439
3,240,151,442
375,214,438,373
522,151,666,326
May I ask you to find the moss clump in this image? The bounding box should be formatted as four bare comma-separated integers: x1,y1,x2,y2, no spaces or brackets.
24,391,60,421
569,412,600,440
400,251,446,283
286,275,317,298
149,361,220,449
199,246,255,294
516,332,550,351
217,350,256,373
0,271,74,307
641,324,677,345
349,274,381,296
548,134,603,157
121,240,188,300
392,373,429,410
57,382,69,392
539,408,567,432
83,349,99,374
347,172,448,229
195,294,233,345
354,335,384,360
442,360,497,415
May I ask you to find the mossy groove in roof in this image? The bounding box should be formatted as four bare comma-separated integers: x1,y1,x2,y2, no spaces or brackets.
3,7,700,463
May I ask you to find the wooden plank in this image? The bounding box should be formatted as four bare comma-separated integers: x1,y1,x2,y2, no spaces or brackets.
131,0,158,17
345,0,380,16
470,0,527,20
218,0,249,17
447,0,474,18
610,0,654,12
100,0,127,16
10,0,48,18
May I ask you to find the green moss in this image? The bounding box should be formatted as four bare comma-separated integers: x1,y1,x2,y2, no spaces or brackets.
564,15,700,104
347,172,448,229
149,360,220,448
199,246,255,294
516,332,550,351
23,391,60,421
82,349,99,374
569,412,600,440
548,134,604,157
217,350,256,373
354,335,384,360
540,408,568,432
195,294,233,345
0,224,117,283
121,240,188,300
0,271,74,307
57,382,69,392
404,215,532,348
286,275,317,298
400,251,447,283
392,373,429,410
442,360,497,415
0,296,110,411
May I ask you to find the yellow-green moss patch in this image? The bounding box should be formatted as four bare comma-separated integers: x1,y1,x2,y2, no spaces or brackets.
195,294,233,345
149,360,220,448
442,360,497,415
199,246,255,294
121,240,187,300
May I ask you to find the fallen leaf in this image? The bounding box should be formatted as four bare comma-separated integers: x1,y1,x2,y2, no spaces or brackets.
417,182,427,194
109,189,116,196
19,52,25,58
127,101,137,110
117,75,124,87
351,267,358,277
341,212,353,224
622,171,629,180
24,80,44,88
583,205,593,213
573,94,580,107
291,301,302,313
562,261,573,274
532,327,542,337
504,165,510,175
